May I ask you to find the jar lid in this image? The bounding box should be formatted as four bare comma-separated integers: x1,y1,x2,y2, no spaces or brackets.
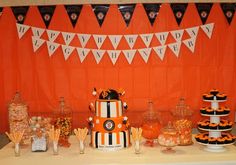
162,122,177,134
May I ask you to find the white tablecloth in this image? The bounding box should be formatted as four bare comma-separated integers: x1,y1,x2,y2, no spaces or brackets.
1,136,236,165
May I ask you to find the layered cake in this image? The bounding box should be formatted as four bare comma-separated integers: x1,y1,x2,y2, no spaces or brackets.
88,88,130,150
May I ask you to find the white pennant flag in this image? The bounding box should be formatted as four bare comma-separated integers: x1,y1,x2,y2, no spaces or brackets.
92,49,106,64
123,50,136,64
185,26,199,38
77,34,91,48
153,45,167,61
32,36,45,52
62,32,75,45
108,35,122,49
16,23,30,39
93,35,107,49
168,42,181,57
61,45,75,60
76,48,90,63
170,29,184,42
46,29,60,42
46,41,60,57
183,38,196,53
138,48,152,63
124,35,138,49
31,27,45,38
107,50,121,65
155,32,169,45
201,23,214,39
140,33,154,47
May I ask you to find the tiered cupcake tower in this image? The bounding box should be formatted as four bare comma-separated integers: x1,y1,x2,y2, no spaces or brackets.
195,89,236,152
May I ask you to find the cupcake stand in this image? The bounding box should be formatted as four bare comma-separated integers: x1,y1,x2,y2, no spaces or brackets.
197,97,234,152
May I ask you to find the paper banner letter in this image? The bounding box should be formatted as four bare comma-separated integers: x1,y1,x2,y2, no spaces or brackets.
46,29,60,42
77,34,91,48
123,49,136,64
155,32,169,45
168,42,181,57
220,3,235,25
183,38,196,53
140,33,154,47
38,6,56,28
153,45,167,61
31,27,45,38
201,23,214,39
138,48,152,63
143,4,161,26
195,3,213,24
16,23,30,39
170,3,188,26
93,34,107,49
76,48,90,63
170,29,184,42
11,6,29,24
185,26,199,38
124,35,138,49
92,49,105,64
32,36,45,52
64,5,82,28
108,35,122,49
62,32,75,45
46,41,60,57
92,5,110,27
61,45,75,60
107,50,121,65
118,4,136,27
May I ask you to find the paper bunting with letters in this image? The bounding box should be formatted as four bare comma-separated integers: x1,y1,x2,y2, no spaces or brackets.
38,6,56,28
220,3,235,25
140,33,154,47
46,41,60,57
170,29,184,42
61,45,75,60
46,29,60,42
153,45,167,61
76,48,90,63
138,48,152,63
168,42,181,57
107,50,121,65
185,26,199,38
201,23,214,39
118,4,136,27
16,23,30,39
32,36,45,52
143,4,161,26
0,7,3,18
183,37,196,53
92,49,105,64
62,32,75,45
31,27,45,38
11,6,29,24
195,3,213,24
108,35,122,49
124,35,138,49
170,4,188,26
77,34,91,48
123,49,136,64
92,5,110,27
93,34,107,49
155,32,169,45
64,5,82,28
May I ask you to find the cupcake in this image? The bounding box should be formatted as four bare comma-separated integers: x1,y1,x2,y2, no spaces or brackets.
200,136,208,144
210,89,219,96
227,121,233,129
209,123,218,130
223,107,230,114
216,107,224,115
217,137,224,144
218,122,227,130
224,137,233,144
203,94,214,100
206,107,214,115
208,137,217,144
195,134,201,142
216,93,227,100
200,107,207,114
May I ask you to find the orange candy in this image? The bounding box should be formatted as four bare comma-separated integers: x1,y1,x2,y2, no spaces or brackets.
142,122,161,140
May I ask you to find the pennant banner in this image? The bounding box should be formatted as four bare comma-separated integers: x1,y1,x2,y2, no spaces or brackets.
170,3,188,26
123,49,136,64
92,5,110,27
140,33,153,47
64,5,82,28
108,35,122,49
168,42,181,57
62,32,75,45
93,34,107,49
46,29,60,42
61,45,75,60
201,23,214,39
16,23,30,39
38,6,56,28
31,27,45,38
185,26,199,38
155,32,169,45
124,34,138,49
11,6,29,24
220,3,235,25
118,4,136,27
107,50,121,65
138,48,152,63
77,47,90,63
32,36,45,52
183,37,196,53
195,3,213,24
92,49,105,64
77,34,91,48
143,4,161,26
153,45,167,61
170,29,184,42
46,41,60,57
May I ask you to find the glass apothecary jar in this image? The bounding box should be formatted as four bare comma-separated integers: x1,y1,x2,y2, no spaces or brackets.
53,97,72,147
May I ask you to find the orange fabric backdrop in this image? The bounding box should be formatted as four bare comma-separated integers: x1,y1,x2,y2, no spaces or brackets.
0,3,236,133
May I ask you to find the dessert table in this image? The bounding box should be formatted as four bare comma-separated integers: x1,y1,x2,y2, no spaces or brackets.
1,136,236,165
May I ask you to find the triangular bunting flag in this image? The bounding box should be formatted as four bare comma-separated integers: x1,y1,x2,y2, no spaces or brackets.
140,33,154,47
138,48,152,63
168,42,181,57
118,4,136,27
123,49,136,64
46,41,60,57
76,48,90,63
183,38,196,53
153,45,167,61
62,32,75,45
16,23,30,39
46,29,60,42
38,6,56,28
155,32,169,45
195,3,213,24
170,29,184,42
143,4,161,26
124,35,138,49
170,4,188,26
11,6,29,24
185,26,199,38
64,5,82,28
91,49,105,64
93,34,107,49
220,3,235,25
0,7,3,17
31,27,45,38
108,35,122,49
32,36,45,52
92,5,110,27
77,34,91,48
61,45,75,60
107,50,121,65
201,23,214,39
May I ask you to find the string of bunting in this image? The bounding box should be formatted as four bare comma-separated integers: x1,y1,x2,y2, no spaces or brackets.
16,22,214,64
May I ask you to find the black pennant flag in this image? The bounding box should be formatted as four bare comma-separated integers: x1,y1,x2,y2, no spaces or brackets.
143,4,161,26
38,6,56,28
0,7,3,17
11,6,29,24
118,4,136,27
195,3,213,24
92,5,109,27
64,5,82,28
220,3,235,25
170,3,188,26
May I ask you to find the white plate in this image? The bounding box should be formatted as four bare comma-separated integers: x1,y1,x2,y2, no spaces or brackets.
203,99,227,103
198,127,232,132
200,113,229,117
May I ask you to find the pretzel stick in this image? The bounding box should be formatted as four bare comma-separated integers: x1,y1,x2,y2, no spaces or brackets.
48,126,60,142
5,130,25,144
74,127,88,141
131,127,142,141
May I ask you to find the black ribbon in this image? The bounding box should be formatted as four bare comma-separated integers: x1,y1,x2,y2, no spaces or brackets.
220,3,235,25
195,3,213,24
143,4,161,26
92,4,110,27
170,3,188,26
118,4,136,27
38,6,56,28
64,5,83,28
